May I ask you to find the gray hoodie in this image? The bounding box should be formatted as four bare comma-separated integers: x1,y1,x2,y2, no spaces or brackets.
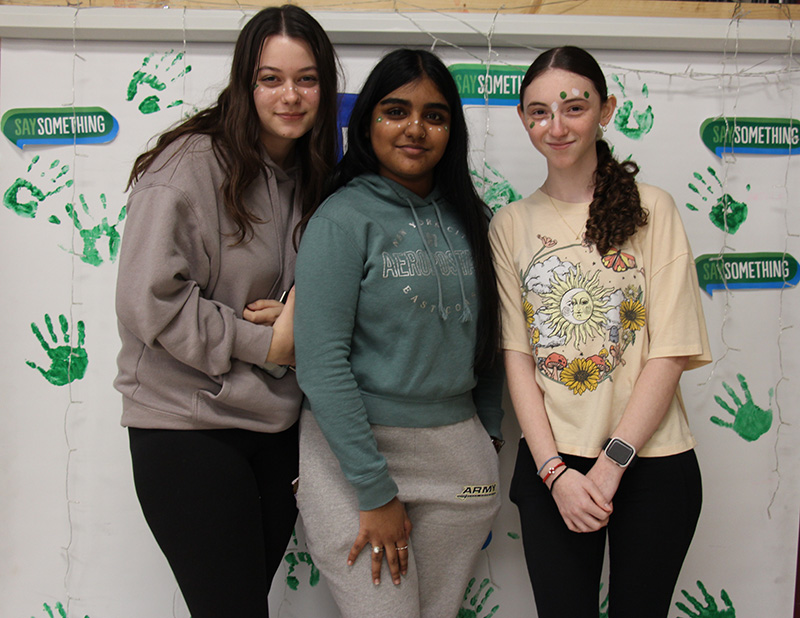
115,134,302,432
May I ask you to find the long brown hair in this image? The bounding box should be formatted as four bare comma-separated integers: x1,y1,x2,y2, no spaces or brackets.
127,5,339,244
520,46,648,254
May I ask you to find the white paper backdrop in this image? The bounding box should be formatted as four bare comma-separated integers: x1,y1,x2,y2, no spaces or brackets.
1,24,798,618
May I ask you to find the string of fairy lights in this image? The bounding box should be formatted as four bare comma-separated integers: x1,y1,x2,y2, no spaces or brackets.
46,2,797,615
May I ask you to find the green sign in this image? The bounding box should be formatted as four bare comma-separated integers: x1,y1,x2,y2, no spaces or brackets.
699,117,799,157
2,107,119,148
695,252,799,295
449,64,527,106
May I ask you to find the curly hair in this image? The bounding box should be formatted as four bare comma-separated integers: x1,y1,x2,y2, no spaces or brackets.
127,5,339,245
520,46,648,254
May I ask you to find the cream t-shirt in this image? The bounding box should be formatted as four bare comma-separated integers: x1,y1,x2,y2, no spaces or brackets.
489,184,711,457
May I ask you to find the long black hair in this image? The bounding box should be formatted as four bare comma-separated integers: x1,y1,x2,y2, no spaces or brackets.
312,48,499,371
129,5,339,245
520,46,647,254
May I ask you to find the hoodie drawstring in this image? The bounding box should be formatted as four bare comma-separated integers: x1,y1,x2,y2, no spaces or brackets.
407,199,448,320
432,199,472,323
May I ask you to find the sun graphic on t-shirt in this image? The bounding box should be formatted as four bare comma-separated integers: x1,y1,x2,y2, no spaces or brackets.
539,265,613,346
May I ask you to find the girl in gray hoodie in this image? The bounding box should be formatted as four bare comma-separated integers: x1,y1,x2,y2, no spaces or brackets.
114,6,338,616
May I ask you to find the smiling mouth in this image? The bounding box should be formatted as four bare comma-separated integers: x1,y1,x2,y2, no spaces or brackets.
398,144,428,154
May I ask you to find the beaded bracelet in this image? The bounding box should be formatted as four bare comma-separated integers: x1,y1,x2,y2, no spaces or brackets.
536,455,563,476
548,466,568,492
542,461,566,484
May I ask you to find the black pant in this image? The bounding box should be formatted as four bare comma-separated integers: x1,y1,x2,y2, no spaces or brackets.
510,439,702,618
128,424,299,618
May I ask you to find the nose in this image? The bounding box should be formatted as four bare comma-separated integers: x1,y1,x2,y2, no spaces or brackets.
282,84,300,104
404,117,426,139
549,113,567,136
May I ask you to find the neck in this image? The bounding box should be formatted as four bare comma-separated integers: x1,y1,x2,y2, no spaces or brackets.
543,153,598,203
262,137,296,170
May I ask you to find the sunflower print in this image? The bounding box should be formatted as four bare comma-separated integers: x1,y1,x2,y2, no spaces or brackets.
523,298,535,328
561,357,600,395
620,299,646,332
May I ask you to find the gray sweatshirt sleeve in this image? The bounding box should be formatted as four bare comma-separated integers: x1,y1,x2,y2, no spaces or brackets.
294,214,399,511
116,183,272,376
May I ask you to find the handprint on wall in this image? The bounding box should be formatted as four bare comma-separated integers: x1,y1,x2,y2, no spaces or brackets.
50,194,127,266
126,50,192,115
26,314,88,386
458,577,499,618
3,156,73,219
686,166,749,234
33,601,89,618
676,581,736,618
283,528,320,591
710,373,773,442
610,74,654,140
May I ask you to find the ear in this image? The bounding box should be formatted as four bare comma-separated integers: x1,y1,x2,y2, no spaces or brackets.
517,103,527,127
600,94,617,128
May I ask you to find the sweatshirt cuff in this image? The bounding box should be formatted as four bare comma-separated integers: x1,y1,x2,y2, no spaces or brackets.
355,471,399,511
232,319,272,366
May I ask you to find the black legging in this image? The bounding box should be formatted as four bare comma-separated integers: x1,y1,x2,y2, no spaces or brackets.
510,440,702,618
128,423,299,618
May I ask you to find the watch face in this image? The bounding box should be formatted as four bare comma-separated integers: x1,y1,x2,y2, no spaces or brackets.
606,439,634,465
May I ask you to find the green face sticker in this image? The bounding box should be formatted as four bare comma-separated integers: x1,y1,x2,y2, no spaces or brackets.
584,91,590,99
376,116,383,123
560,91,567,99
530,122,535,129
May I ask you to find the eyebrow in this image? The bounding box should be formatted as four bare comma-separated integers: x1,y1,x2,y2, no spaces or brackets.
526,97,585,109
378,97,450,112
256,65,318,73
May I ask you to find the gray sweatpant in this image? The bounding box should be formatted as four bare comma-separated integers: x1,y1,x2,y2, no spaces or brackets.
297,410,501,618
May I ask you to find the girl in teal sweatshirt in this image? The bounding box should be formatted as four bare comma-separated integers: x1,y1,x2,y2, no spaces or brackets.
295,49,504,618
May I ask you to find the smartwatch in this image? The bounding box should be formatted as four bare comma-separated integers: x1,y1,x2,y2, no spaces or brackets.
602,437,637,468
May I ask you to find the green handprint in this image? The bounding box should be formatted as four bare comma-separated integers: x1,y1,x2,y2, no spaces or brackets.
49,194,127,266
686,167,749,234
26,314,88,386
599,582,609,618
470,162,522,213
126,50,192,115
3,156,73,219
458,577,499,618
283,528,320,591
676,581,736,618
33,600,89,618
611,74,654,140
711,373,772,442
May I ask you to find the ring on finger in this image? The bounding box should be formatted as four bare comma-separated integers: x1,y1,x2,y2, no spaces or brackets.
372,546,384,554
395,545,409,551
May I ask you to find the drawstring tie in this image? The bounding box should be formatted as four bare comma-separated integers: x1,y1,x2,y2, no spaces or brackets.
431,199,472,323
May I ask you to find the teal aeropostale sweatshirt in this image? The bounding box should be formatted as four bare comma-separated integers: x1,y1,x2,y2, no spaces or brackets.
295,174,503,511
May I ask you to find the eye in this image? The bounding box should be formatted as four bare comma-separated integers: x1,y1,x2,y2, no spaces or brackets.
257,74,280,86
425,111,448,123
566,103,587,114
528,108,547,118
385,107,407,118
298,74,319,85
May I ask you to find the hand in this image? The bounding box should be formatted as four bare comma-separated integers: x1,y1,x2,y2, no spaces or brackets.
347,497,412,586
243,298,285,326
548,468,612,533
265,287,295,366
585,455,624,505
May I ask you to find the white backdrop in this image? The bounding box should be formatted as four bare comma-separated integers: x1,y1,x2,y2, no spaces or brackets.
1,13,799,618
